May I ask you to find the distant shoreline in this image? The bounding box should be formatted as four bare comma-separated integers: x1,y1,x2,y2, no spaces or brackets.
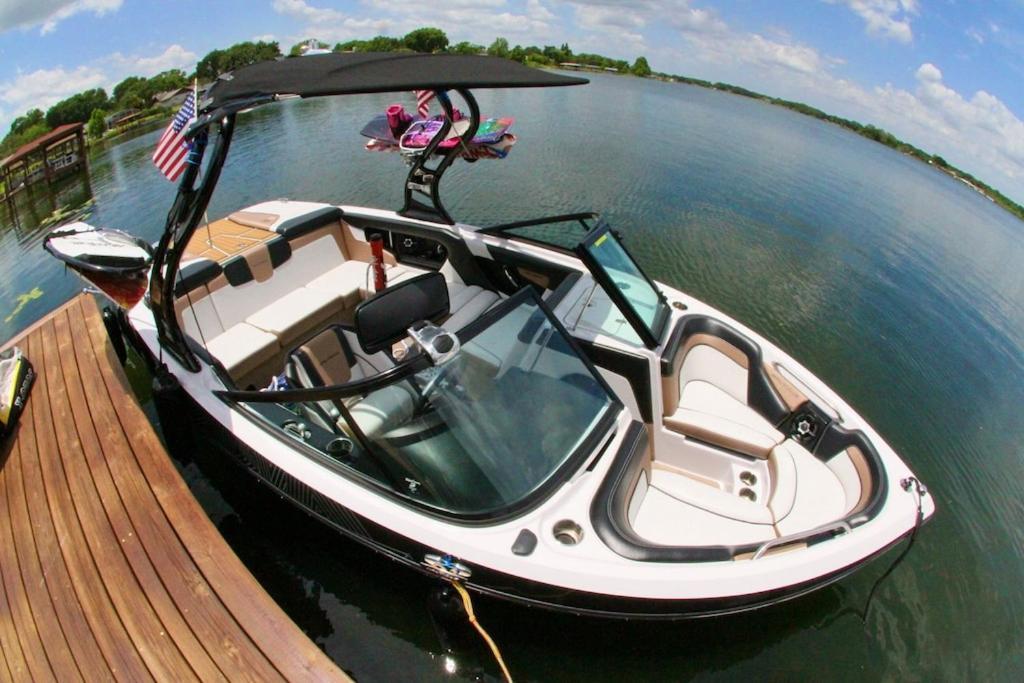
638,71,1024,223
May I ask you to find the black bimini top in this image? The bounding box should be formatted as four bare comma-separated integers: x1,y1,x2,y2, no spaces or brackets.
197,52,587,125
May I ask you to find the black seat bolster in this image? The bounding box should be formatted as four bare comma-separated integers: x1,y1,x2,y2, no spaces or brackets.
659,315,790,425
275,206,345,240
174,258,223,297
589,421,748,563
222,254,254,286
266,235,292,267
815,423,889,523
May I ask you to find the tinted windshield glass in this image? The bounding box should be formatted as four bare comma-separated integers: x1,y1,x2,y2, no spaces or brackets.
492,215,594,251
315,296,615,516
581,228,667,345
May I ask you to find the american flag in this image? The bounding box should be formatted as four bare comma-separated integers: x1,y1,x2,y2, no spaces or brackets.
415,89,434,118
152,92,196,181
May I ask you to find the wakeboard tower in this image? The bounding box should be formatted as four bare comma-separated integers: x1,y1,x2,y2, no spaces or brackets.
42,53,933,619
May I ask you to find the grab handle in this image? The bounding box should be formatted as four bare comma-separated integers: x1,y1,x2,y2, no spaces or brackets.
751,520,852,560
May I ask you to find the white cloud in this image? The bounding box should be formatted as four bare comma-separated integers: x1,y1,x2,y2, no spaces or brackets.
663,4,831,78
915,61,941,84
687,30,829,75
273,0,556,48
105,44,198,77
0,0,122,35
272,0,345,25
673,6,728,35
272,0,393,43
639,3,1021,199
574,4,646,31
0,64,107,119
827,0,918,43
790,62,1024,196
0,44,199,132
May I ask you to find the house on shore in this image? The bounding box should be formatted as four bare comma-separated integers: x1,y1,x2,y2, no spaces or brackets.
1,123,86,200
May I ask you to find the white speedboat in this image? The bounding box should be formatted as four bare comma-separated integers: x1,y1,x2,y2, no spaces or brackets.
49,53,933,618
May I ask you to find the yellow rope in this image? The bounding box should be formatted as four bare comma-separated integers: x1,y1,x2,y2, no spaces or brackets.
450,580,513,682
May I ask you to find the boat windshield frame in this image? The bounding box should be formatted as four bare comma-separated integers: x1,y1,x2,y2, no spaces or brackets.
575,222,670,348
216,286,622,523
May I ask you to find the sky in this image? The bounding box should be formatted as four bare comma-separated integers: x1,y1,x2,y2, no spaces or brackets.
0,0,1022,204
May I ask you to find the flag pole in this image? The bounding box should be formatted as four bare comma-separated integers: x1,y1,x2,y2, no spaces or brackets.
195,76,217,252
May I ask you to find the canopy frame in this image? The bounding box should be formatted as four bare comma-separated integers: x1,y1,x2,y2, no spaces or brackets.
147,54,586,371
399,88,480,224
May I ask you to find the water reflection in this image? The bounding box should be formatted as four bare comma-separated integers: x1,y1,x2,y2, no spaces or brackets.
2,169,94,244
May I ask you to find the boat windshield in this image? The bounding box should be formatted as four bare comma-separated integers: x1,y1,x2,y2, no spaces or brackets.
280,293,617,519
577,225,669,348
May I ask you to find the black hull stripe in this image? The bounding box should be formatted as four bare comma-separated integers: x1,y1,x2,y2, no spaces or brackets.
172,383,910,619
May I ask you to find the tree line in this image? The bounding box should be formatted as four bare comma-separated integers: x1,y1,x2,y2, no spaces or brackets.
1,28,650,157
2,26,1018,222
330,29,651,75
1,68,191,155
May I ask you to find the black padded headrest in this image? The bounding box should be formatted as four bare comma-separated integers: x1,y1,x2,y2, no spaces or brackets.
354,272,449,354
174,258,223,297
222,254,253,286
276,206,344,239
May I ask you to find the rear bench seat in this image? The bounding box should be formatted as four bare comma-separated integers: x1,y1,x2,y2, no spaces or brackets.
175,235,351,379
174,204,500,381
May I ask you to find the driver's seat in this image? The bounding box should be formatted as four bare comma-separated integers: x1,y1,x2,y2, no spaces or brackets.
286,325,416,438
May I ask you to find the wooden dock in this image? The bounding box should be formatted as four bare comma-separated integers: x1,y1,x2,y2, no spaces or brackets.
0,294,348,682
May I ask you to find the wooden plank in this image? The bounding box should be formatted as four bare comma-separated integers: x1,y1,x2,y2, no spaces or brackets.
0,473,59,682
55,306,228,681
0,444,32,682
3,433,83,681
39,309,197,681
62,301,262,682
0,607,12,682
0,347,59,683
10,330,113,680
26,319,155,682
80,297,346,682
81,297,340,681
0,295,348,682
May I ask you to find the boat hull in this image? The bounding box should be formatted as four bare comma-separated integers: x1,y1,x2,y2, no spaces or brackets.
148,363,911,619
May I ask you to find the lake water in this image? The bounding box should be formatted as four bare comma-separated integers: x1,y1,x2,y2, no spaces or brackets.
3,72,1023,681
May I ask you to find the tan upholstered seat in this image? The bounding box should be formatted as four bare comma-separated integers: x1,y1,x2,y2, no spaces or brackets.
663,340,784,458
246,286,347,341
287,326,417,438
307,262,425,302
204,323,280,379
767,439,846,535
666,380,784,458
444,283,501,331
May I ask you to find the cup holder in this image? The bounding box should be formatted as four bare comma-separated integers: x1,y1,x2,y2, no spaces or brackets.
739,488,757,502
553,520,584,546
739,471,757,486
326,437,354,460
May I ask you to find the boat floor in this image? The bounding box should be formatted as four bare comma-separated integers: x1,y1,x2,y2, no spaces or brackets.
184,216,277,262
633,472,779,547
